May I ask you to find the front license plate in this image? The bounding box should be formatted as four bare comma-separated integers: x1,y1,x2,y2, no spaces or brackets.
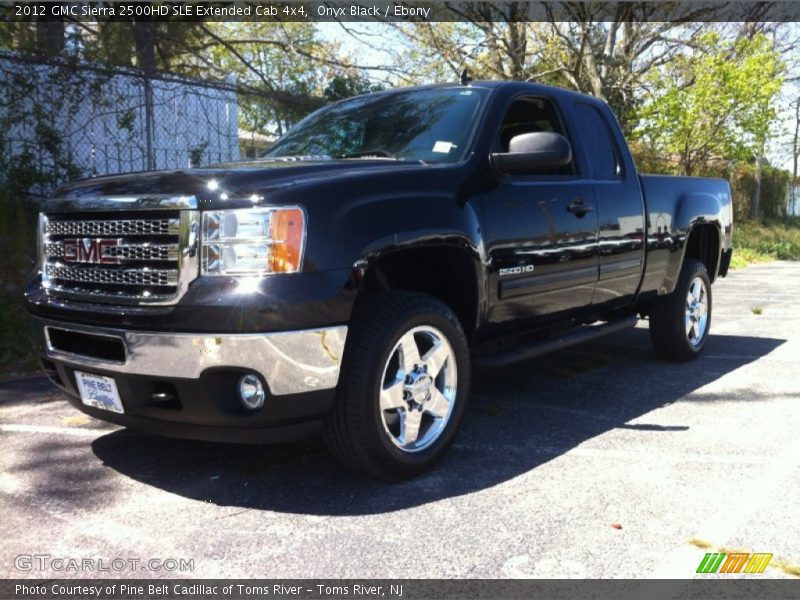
75,371,124,414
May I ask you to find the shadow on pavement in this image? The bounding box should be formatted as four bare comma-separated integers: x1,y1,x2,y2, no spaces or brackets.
0,376,62,406
89,328,784,516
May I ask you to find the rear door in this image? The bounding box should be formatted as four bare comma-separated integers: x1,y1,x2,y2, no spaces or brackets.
570,101,646,309
481,95,599,330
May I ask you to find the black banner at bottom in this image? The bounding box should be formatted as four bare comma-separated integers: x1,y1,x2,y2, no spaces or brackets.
1,579,797,600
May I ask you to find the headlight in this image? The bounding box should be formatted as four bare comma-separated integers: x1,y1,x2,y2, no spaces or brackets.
37,213,48,271
201,207,306,275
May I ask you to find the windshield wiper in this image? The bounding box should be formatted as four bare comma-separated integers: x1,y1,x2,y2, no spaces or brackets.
263,154,333,161
334,150,403,160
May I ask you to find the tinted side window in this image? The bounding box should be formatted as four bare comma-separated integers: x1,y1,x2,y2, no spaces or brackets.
495,97,573,175
573,103,620,180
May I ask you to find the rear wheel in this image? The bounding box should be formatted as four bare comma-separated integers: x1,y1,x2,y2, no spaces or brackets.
323,292,470,479
649,259,712,361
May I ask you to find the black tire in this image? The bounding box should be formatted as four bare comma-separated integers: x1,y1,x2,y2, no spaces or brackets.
649,259,712,362
323,292,470,480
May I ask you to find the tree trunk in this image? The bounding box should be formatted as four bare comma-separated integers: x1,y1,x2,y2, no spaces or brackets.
506,21,527,80
35,20,65,56
792,98,799,216
133,21,157,171
681,141,692,176
750,141,764,220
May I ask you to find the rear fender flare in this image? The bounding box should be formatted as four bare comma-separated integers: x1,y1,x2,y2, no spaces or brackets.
668,193,725,289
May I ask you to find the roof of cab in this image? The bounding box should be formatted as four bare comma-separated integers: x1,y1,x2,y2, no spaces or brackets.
356,80,607,107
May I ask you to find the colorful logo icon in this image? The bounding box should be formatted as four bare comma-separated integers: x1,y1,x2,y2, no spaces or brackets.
696,552,772,574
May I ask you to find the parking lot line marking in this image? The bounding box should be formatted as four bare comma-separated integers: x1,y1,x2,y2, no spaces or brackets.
0,423,108,437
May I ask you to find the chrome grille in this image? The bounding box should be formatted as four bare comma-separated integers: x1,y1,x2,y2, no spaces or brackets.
47,265,178,286
40,210,198,305
45,218,179,236
107,244,176,261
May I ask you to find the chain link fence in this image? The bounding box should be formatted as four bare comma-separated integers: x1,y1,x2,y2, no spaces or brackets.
0,54,251,195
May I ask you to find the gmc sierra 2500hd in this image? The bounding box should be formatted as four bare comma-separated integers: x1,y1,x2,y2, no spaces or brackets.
26,81,733,479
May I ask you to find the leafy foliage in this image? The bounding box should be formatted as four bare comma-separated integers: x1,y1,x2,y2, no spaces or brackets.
0,139,39,373
388,14,710,135
323,74,384,102
635,32,784,176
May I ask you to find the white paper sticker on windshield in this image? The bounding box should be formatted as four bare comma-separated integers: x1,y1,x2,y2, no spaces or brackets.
433,141,456,153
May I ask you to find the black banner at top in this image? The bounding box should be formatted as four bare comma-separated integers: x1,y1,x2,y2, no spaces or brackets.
4,1,800,23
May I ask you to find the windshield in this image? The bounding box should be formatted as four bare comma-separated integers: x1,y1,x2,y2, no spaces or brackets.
263,87,488,164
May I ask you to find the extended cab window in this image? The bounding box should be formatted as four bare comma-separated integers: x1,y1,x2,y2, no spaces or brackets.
573,103,621,180
495,97,573,175
264,88,488,164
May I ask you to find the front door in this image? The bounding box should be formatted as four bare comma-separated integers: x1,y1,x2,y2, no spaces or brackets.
481,96,599,330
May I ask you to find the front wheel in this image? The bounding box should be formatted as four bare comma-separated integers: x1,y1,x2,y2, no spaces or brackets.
649,259,712,361
323,292,470,479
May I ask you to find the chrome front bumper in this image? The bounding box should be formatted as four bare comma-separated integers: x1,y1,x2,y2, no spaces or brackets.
29,316,347,396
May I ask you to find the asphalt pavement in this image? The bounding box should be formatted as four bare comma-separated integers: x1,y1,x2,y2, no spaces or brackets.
1,262,799,579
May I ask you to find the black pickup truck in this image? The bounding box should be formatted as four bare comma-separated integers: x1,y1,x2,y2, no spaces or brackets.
26,81,733,479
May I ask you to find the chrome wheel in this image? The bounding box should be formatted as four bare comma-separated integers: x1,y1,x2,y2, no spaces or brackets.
685,276,709,346
378,325,457,453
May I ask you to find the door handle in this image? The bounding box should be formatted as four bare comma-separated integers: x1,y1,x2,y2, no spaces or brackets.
567,197,593,217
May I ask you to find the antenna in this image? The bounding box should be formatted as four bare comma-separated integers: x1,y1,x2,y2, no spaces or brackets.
460,68,473,85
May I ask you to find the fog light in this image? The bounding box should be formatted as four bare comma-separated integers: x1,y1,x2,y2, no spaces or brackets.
238,374,265,410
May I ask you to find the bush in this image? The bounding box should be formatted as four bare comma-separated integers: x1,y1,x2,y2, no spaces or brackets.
0,142,41,375
731,217,800,269
629,141,790,220
727,164,790,221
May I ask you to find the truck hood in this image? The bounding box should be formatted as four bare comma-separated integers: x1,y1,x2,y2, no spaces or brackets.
48,158,430,210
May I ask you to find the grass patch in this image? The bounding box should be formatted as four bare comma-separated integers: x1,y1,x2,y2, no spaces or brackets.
775,559,800,578
731,216,800,269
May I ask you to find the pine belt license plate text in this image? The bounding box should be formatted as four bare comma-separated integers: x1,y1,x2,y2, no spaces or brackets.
75,371,124,414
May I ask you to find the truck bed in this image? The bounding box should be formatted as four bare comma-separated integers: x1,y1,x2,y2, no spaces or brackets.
639,174,733,295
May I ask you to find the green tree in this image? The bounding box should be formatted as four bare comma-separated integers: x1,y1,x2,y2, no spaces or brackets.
385,3,714,133
201,23,387,138
204,22,350,136
323,73,383,102
636,32,784,177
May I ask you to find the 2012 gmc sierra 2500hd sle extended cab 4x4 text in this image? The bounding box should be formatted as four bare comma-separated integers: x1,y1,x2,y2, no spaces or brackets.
26,81,733,479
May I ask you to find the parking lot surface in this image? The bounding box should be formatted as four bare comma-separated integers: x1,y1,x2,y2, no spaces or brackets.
1,262,799,579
